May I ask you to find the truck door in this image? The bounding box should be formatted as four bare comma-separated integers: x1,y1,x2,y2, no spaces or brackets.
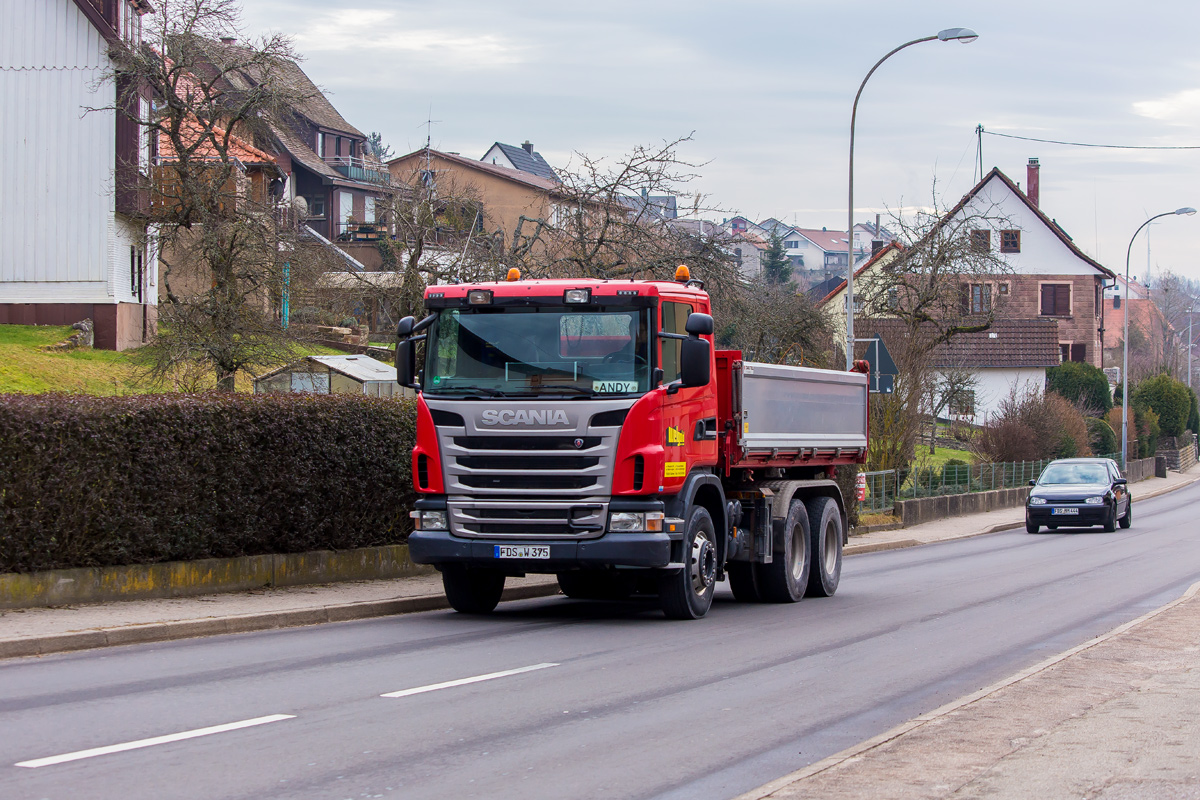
659,298,718,493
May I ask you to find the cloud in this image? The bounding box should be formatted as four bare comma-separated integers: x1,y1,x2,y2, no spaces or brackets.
292,10,528,69
1132,88,1200,124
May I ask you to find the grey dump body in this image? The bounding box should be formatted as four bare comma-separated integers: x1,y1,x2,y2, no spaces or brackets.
736,361,869,460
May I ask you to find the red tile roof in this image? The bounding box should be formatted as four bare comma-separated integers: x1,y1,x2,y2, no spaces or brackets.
862,317,1061,369
157,115,277,165
389,148,559,193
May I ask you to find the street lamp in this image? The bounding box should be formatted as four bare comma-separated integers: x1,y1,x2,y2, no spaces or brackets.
1121,207,1196,468
846,27,979,370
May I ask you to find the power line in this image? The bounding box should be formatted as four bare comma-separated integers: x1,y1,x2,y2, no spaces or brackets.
979,127,1200,150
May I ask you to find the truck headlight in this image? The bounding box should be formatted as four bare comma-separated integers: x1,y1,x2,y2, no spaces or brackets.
1085,496,1105,505
410,509,448,530
1028,497,1047,505
608,511,664,532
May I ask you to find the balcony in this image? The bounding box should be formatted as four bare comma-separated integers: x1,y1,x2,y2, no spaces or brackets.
326,156,391,185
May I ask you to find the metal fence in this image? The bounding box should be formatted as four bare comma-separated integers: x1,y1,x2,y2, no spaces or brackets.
858,453,1121,514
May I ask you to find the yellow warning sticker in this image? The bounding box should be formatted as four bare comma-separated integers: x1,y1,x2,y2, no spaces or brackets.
664,461,686,478
666,426,685,446
743,421,749,434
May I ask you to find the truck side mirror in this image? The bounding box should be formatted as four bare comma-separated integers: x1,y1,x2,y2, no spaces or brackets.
395,314,435,390
680,337,711,387
685,312,714,336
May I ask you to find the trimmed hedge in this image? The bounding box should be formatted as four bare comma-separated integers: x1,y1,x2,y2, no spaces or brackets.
1133,374,1191,437
0,393,417,574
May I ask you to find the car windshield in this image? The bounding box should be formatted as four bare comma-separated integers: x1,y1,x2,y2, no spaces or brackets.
1038,464,1109,485
424,306,652,397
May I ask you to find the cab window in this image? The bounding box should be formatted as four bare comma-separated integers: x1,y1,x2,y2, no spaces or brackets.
660,300,693,383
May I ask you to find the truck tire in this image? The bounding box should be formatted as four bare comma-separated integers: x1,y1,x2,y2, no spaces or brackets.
756,499,811,603
442,566,506,614
1119,497,1133,529
659,506,718,619
557,571,634,600
726,562,762,602
806,496,842,597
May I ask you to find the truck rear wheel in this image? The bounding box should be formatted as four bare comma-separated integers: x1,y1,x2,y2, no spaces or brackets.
805,496,843,597
442,566,506,614
726,562,762,602
756,499,811,603
659,506,717,619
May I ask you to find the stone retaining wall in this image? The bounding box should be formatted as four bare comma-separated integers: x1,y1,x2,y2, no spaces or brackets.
0,545,433,610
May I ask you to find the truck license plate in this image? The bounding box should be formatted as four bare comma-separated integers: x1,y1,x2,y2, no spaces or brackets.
494,545,551,559
1051,507,1080,515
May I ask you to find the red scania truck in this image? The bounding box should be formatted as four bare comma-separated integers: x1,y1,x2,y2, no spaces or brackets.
396,267,869,619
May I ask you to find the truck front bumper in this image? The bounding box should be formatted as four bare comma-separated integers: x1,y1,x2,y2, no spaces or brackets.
408,530,674,572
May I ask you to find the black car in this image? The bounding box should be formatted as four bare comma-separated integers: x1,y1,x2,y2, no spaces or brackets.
1025,458,1131,533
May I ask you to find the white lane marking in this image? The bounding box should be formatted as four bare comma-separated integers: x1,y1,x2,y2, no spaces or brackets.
381,662,559,698
15,714,296,769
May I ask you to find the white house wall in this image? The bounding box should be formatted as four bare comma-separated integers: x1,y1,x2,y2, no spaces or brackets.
956,367,1046,427
962,178,1097,276
0,0,124,302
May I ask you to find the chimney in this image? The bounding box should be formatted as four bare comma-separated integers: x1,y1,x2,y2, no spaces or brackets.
1027,157,1040,208
522,140,534,154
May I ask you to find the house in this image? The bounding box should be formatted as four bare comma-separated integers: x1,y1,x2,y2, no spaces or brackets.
1,0,157,350
853,218,897,259
864,318,1062,426
816,242,904,345
939,159,1116,368
253,354,406,397
193,40,393,246
388,147,563,252
481,141,559,182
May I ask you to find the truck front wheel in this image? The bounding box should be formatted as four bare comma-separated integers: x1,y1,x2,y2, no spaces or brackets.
757,499,811,603
805,496,843,597
442,566,506,614
659,506,718,619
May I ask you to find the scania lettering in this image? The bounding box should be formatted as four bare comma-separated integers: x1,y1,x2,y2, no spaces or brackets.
396,266,869,619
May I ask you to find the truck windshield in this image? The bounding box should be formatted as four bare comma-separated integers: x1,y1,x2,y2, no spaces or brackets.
425,306,652,396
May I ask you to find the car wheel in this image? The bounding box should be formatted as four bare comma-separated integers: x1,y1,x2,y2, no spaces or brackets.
1119,496,1133,529
659,506,717,619
1102,501,1117,532
1025,516,1039,534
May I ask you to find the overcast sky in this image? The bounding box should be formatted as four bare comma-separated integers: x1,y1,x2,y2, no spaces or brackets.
238,0,1200,284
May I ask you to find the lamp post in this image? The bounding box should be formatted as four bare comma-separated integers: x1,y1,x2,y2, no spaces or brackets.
846,27,978,370
1121,207,1196,468
1189,304,1197,391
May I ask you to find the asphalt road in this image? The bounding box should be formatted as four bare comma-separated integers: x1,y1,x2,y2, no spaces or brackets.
2,482,1199,800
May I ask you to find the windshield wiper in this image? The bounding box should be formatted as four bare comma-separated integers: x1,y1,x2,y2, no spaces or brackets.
430,386,512,398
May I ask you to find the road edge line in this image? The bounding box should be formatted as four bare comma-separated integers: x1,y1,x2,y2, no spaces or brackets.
732,577,1200,800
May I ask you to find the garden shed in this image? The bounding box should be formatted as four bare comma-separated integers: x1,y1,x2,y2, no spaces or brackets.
253,355,408,398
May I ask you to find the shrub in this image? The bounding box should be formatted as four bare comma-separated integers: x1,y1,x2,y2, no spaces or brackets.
0,393,417,574
975,388,1093,462
1132,374,1191,437
1087,417,1117,456
1046,361,1113,415
1189,387,1200,435
1136,404,1160,458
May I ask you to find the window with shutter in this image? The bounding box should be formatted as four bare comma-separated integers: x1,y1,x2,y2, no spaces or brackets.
1041,283,1071,316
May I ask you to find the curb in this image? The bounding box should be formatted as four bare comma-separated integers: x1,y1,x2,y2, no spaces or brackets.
0,581,562,660
733,577,1200,800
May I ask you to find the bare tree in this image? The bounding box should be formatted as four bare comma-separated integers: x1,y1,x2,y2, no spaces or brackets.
1148,270,1199,378
714,278,832,367
854,191,1013,472
505,135,743,291
110,0,334,390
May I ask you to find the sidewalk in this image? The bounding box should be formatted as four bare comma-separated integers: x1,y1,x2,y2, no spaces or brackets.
1,467,1195,661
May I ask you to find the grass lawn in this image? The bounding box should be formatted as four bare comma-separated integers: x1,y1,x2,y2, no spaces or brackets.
0,324,347,395
914,446,976,467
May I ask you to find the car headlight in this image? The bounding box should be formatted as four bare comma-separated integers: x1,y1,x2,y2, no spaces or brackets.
608,511,664,532
1028,497,1047,505
409,509,448,530
1085,496,1105,505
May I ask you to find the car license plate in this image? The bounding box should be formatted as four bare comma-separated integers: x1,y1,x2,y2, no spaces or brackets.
1051,508,1080,515
494,545,550,559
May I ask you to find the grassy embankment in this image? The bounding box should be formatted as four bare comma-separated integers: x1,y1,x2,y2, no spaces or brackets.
0,324,342,394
